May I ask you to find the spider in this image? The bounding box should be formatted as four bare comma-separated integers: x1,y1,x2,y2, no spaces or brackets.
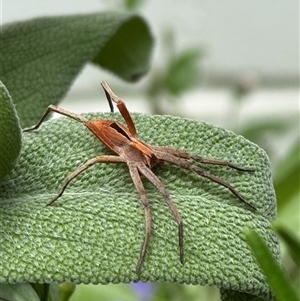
23,81,256,273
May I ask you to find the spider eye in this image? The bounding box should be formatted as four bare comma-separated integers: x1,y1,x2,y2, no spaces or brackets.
110,122,131,140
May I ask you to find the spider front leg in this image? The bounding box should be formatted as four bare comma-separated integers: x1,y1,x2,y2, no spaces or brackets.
46,155,125,206
101,81,137,137
153,149,256,211
23,105,88,132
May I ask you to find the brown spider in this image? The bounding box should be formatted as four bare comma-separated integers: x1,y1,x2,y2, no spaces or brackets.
23,81,256,273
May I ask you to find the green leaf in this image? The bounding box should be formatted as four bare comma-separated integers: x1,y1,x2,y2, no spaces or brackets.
0,12,153,127
273,224,300,267
274,142,300,211
0,114,278,301
0,283,39,301
59,283,76,301
30,283,50,301
124,0,146,10
0,82,22,183
164,49,202,96
0,283,61,301
245,228,299,301
239,118,296,146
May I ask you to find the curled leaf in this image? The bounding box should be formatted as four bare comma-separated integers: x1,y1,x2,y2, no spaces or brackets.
0,12,153,127
0,82,22,183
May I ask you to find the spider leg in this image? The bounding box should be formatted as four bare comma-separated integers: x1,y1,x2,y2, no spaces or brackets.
128,163,152,274
153,150,256,211
151,146,254,172
47,155,125,206
23,105,88,132
101,81,137,137
136,163,184,265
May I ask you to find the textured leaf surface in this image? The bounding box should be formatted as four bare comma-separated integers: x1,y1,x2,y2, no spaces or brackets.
0,81,22,182
0,12,153,127
0,113,278,301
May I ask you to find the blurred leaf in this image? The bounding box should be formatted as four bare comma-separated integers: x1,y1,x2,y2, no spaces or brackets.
0,283,39,301
274,141,300,211
0,82,22,183
154,283,219,301
220,289,266,301
0,283,61,301
239,119,295,144
0,12,153,127
124,0,145,10
70,283,137,301
164,49,202,96
273,224,300,267
245,228,299,301
1,112,278,301
59,283,76,301
30,283,54,301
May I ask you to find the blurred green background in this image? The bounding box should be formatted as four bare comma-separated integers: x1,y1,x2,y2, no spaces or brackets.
2,0,299,300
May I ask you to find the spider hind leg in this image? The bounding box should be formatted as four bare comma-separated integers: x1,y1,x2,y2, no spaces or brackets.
153,149,256,211
152,146,254,172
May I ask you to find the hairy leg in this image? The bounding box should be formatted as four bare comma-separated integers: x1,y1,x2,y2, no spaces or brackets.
137,163,184,265
23,105,88,132
101,81,137,137
153,150,256,211
47,155,125,206
128,163,152,273
152,146,254,171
